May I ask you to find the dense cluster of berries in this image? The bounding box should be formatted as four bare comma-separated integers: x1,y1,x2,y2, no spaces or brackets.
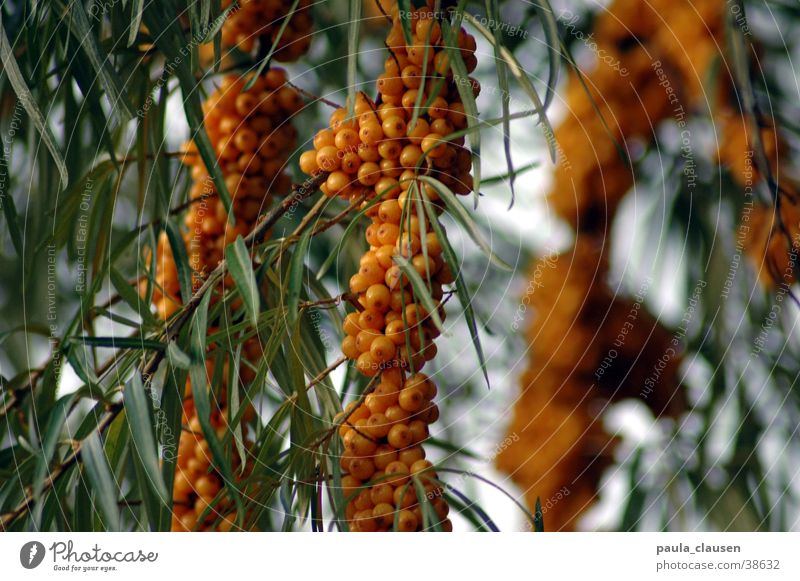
217,0,312,60
171,339,261,532
496,0,725,530
496,238,683,530
550,0,723,232
149,70,300,320
142,68,302,531
300,3,477,531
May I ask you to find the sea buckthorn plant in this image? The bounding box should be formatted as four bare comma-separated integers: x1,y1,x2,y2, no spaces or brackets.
2,0,800,536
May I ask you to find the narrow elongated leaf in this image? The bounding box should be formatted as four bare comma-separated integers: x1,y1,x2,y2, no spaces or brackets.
394,255,444,332
419,187,490,388
418,176,511,271
128,0,145,47
124,374,169,505
346,0,362,118
0,145,23,256
109,267,160,328
81,432,121,531
32,394,75,525
165,221,193,305
0,19,68,189
56,0,135,121
286,230,312,327
226,236,260,326
464,13,556,163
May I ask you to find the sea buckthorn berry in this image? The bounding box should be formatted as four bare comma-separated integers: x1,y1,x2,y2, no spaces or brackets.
316,145,340,171
356,329,380,352
399,385,425,412
387,423,413,449
406,118,430,144
384,461,410,486
341,152,362,174
359,123,384,146
373,445,398,470
335,128,360,150
371,484,395,506
397,509,418,532
377,73,404,96
408,420,429,444
358,309,385,331
379,157,403,178
366,284,392,311
358,144,381,162
398,446,425,466
356,352,380,377
342,335,360,360
326,171,351,196
349,457,376,480
399,144,423,168
372,502,395,527
385,405,410,426
343,312,362,336
365,412,391,439
378,200,402,224
314,129,336,151
358,162,382,186
376,245,395,269
378,140,402,160
428,97,449,119
382,116,407,139
394,485,417,509
370,336,396,363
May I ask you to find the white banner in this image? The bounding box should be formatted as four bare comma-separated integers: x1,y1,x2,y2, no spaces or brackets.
0,533,797,580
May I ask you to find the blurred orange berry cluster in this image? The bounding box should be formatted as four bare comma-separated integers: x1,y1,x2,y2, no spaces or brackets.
496,0,728,530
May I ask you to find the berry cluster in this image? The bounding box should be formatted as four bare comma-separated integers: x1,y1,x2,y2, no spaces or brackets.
149,70,300,320
143,69,303,531
496,238,683,530
496,0,724,529
217,0,313,60
171,338,261,532
301,3,478,531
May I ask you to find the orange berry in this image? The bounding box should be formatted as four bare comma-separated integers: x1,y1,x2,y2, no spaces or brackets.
397,509,418,531
365,412,391,439
370,336,396,363
316,145,340,171
387,424,413,449
384,460,410,486
342,335,360,359
373,444,398,470
356,352,380,377
349,457,376,480
357,162,381,186
399,386,425,412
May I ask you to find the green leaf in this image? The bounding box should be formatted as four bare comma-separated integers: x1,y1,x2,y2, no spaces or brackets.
31,394,75,526
418,176,511,271
0,18,69,189
128,0,145,47
419,186,490,389
226,235,260,327
56,0,135,122
109,267,160,329
0,146,23,256
166,341,192,370
346,0,362,118
464,12,556,163
165,220,194,305
142,3,234,220
394,255,444,332
286,230,312,327
81,432,122,531
124,374,169,507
